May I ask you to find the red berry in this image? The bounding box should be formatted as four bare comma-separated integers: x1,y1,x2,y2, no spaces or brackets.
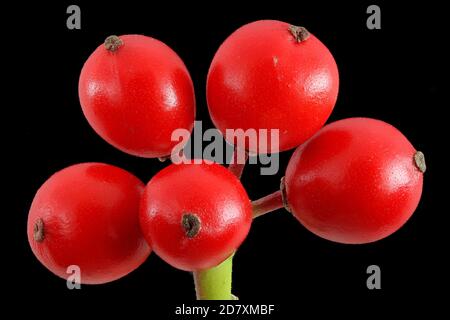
284,118,425,244
79,35,196,158
139,162,252,271
27,163,151,284
207,20,339,153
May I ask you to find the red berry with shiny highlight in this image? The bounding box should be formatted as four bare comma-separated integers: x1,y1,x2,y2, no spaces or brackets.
207,20,339,153
285,118,425,244
79,34,195,158
27,163,151,284
139,162,252,271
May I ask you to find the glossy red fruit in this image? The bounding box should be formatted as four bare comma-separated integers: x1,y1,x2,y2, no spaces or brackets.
284,118,425,244
79,35,195,158
140,162,252,271
207,20,339,153
27,163,151,284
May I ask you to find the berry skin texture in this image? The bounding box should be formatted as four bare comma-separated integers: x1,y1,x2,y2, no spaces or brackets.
139,162,252,271
79,35,196,158
27,163,151,284
207,20,339,153
285,118,424,244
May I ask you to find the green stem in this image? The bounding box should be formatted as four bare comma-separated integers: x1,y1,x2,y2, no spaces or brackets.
193,254,234,300
192,147,246,300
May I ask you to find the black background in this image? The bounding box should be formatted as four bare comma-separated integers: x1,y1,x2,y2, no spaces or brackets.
5,0,445,317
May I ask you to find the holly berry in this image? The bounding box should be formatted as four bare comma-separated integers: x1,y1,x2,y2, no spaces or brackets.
207,20,339,153
284,118,425,244
79,34,196,158
139,162,252,271
27,163,151,284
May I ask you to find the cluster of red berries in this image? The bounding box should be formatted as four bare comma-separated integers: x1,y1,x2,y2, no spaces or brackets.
27,20,425,290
